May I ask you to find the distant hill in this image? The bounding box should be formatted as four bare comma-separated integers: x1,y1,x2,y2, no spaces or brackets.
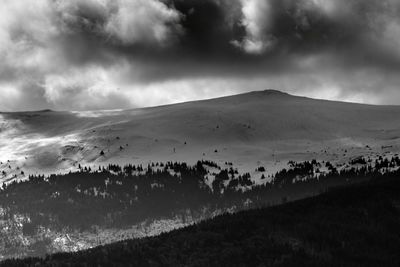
1,89,400,181
4,172,400,267
4,89,400,141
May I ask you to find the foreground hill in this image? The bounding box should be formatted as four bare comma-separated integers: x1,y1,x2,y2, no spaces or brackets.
1,89,400,182
3,172,400,267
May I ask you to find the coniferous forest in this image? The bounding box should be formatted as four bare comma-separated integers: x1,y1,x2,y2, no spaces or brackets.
2,168,400,266
1,156,400,263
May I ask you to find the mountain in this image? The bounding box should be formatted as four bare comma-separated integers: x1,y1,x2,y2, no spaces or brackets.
1,90,400,261
3,172,400,267
1,89,400,183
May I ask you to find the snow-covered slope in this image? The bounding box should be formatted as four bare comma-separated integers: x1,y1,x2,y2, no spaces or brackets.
1,90,400,182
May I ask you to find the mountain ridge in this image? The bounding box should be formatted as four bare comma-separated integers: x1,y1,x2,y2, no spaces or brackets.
1,89,400,184
2,89,399,114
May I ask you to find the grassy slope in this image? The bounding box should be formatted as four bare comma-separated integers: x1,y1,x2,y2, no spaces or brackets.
4,175,400,267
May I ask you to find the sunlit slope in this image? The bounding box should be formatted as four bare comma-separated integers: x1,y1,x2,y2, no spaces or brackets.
4,90,400,142
1,90,400,179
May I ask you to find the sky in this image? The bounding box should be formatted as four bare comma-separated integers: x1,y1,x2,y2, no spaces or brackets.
1,0,400,111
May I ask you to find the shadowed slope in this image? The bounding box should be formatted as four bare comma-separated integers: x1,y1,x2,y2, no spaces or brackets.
3,173,400,267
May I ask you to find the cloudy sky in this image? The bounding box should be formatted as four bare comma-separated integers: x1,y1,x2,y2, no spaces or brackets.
1,0,400,111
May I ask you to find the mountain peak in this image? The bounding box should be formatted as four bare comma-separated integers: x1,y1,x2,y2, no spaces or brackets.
261,89,290,95
243,89,291,99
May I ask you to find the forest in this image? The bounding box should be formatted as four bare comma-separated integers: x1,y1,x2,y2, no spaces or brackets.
2,166,400,266
0,156,399,260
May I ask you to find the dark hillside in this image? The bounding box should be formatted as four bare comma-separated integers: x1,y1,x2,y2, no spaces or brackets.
3,173,400,267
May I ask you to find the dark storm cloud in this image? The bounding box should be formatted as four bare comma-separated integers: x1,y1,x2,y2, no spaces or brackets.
97,0,400,81
1,0,400,111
